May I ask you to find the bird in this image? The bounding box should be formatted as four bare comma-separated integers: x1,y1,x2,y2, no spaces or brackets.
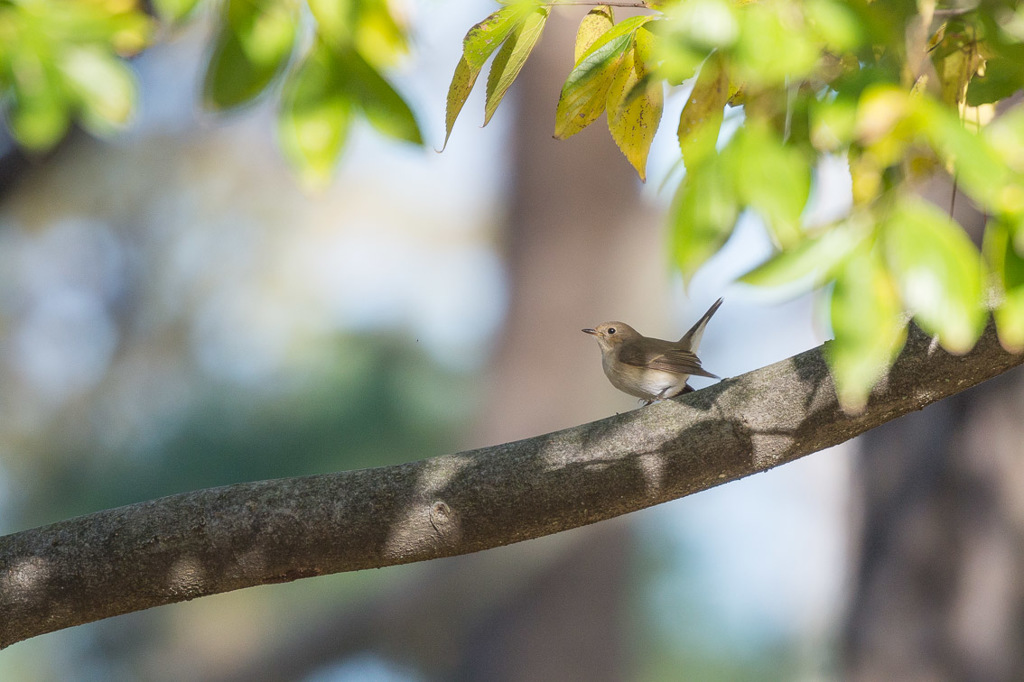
582,298,723,405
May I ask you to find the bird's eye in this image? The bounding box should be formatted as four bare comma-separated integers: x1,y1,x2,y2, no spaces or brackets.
607,327,616,335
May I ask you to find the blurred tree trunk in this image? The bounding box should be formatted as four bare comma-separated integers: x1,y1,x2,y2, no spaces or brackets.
207,9,660,681
842,186,1024,681
448,7,662,679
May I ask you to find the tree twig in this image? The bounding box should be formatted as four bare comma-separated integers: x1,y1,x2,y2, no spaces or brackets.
547,1,649,7
1,322,1021,649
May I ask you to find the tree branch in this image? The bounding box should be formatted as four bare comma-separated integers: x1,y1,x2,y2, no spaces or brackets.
2,323,1021,649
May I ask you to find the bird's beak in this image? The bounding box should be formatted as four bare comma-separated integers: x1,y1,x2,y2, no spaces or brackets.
582,328,597,336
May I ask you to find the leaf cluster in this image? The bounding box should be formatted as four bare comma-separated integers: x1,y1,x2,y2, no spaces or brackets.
0,0,152,150
445,0,1024,411
0,0,423,187
202,0,422,188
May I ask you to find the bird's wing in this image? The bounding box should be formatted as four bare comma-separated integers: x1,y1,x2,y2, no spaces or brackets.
649,349,720,378
616,343,655,369
618,344,719,379
677,297,723,352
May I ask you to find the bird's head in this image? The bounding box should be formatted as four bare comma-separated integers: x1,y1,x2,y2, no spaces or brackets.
582,322,638,351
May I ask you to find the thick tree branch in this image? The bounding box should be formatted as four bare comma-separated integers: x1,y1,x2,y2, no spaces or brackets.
1,324,1021,649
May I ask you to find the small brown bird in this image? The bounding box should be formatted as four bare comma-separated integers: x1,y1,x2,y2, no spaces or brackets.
583,298,723,404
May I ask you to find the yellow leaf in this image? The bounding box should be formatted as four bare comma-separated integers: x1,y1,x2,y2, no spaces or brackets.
443,3,533,149
677,53,730,169
606,28,663,181
484,8,548,125
930,20,983,115
574,5,614,63
554,16,650,139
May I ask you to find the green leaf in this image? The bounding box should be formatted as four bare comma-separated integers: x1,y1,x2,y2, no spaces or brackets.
853,84,914,169
677,53,730,170
803,0,863,51
826,245,907,413
670,157,738,281
334,45,422,145
968,56,1024,107
883,196,986,354
657,0,738,57
278,39,352,189
983,107,1024,216
734,1,819,85
308,0,408,68
7,50,70,151
308,0,358,46
921,100,1019,217
484,8,548,125
983,219,1024,353
723,123,810,248
152,0,201,24
575,5,614,63
203,0,297,110
351,0,408,68
740,218,868,288
443,3,534,149
606,26,663,181
58,45,136,135
929,20,982,109
554,16,651,140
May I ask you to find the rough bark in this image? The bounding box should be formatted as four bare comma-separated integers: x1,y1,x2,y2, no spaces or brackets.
1,323,1021,650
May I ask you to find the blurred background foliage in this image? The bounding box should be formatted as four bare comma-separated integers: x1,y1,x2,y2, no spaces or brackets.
1,0,1021,679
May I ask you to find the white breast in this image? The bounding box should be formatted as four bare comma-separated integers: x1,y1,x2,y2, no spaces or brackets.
602,357,689,401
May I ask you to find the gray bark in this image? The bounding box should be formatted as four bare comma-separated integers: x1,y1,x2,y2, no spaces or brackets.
1,323,1021,650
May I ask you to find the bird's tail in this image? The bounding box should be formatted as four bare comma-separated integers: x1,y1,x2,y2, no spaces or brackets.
678,297,724,352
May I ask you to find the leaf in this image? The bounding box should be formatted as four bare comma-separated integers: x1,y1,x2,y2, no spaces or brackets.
308,0,408,68
803,0,863,51
723,123,811,248
484,7,548,125
58,45,136,135
677,53,730,170
606,26,663,181
740,218,868,288
930,19,982,110
351,0,408,68
920,98,1015,215
308,0,358,45
657,0,738,58
151,0,201,23
278,39,353,189
334,45,422,145
7,53,70,151
984,107,1024,213
554,16,651,140
968,55,1024,107
203,0,297,110
670,157,738,282
575,5,614,63
983,219,1024,353
883,196,986,354
853,85,913,168
733,0,819,85
443,3,534,149
826,245,907,413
